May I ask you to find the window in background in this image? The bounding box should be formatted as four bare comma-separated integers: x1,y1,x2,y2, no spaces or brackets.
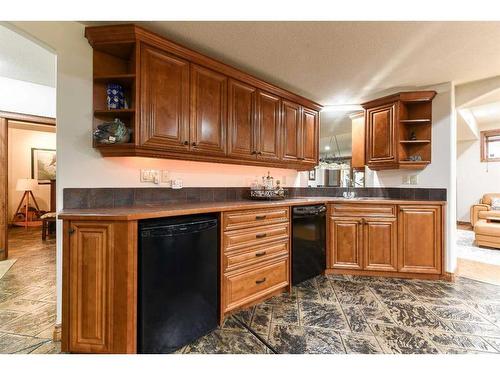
481,129,500,162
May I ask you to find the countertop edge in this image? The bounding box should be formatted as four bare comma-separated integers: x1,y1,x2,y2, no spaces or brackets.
58,198,447,221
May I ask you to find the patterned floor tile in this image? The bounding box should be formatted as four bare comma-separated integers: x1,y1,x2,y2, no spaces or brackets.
0,333,47,354
183,328,268,354
383,301,452,331
426,331,498,353
299,300,349,331
342,305,371,333
371,323,439,354
340,333,385,354
269,324,345,354
315,275,338,303
427,305,489,324
249,303,273,337
447,321,500,337
482,337,500,351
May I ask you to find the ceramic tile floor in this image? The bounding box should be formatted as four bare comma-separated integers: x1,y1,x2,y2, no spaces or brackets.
0,227,60,354
180,275,500,354
3,227,500,354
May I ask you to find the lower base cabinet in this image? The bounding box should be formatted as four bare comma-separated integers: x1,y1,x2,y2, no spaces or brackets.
62,220,137,354
328,203,443,277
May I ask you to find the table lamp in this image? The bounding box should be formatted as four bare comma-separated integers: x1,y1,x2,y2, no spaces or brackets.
12,178,41,228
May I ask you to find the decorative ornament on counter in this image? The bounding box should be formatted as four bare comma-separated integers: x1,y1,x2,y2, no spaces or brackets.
93,118,131,144
250,171,288,200
409,131,417,140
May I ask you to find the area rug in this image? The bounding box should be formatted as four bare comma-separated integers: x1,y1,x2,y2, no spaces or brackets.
456,229,500,285
0,259,17,280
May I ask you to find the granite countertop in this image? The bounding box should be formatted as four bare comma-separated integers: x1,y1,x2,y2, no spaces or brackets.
58,197,446,221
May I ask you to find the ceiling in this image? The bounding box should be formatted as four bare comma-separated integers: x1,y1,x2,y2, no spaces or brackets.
88,21,500,105
0,24,56,87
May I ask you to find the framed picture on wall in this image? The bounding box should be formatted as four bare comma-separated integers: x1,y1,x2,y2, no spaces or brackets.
31,148,56,184
308,169,316,181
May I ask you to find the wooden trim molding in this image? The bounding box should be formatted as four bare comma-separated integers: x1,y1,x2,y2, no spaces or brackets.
53,323,62,342
480,128,500,162
0,111,56,126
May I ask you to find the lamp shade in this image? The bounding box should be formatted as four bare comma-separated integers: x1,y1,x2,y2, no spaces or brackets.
16,178,38,192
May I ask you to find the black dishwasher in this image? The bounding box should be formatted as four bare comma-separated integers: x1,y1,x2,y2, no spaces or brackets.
138,214,218,354
292,205,326,285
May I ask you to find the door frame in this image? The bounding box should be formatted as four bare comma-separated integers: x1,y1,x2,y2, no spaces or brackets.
0,110,56,260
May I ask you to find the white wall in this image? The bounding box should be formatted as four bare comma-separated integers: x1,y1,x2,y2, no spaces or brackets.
8,21,305,326
457,122,500,222
365,82,457,273
0,76,55,118
7,125,56,221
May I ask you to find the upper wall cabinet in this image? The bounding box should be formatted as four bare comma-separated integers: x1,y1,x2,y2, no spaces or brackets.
85,24,321,170
362,91,436,170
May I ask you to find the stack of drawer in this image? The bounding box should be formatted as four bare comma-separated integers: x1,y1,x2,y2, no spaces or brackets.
221,207,290,315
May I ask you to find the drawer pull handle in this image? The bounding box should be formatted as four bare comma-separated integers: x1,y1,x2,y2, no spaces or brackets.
255,278,266,284
255,215,267,220
256,233,267,239
255,251,267,257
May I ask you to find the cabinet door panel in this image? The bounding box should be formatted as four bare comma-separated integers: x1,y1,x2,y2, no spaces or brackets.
329,217,363,270
256,91,280,160
140,44,189,151
69,222,114,353
281,100,301,162
398,206,442,274
227,79,256,159
366,104,396,164
190,64,227,156
301,108,319,164
364,218,397,272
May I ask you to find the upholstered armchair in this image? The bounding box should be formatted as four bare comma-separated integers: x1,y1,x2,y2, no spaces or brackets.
471,193,500,249
471,193,500,226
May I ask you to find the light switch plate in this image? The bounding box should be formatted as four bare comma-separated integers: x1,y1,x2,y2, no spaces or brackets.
161,170,169,183
402,175,410,185
141,169,159,183
171,179,183,189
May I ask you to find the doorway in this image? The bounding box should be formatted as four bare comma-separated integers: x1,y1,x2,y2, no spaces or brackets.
0,111,56,261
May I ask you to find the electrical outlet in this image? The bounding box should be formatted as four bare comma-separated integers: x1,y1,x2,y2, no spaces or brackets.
402,175,410,185
171,179,183,189
141,169,159,183
160,170,169,183
409,175,418,185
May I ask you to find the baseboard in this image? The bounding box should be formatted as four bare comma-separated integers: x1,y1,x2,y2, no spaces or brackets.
325,268,446,281
441,272,456,282
52,324,62,342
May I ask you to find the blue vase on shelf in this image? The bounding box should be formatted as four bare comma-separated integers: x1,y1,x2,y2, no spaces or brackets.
107,83,125,109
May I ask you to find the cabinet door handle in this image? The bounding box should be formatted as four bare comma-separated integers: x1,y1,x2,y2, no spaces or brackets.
251,151,257,155
255,278,266,284
255,251,267,257
257,151,262,155
361,218,366,224
255,215,267,220
183,141,189,145
192,142,197,147
256,233,267,239
298,157,305,161
68,228,75,235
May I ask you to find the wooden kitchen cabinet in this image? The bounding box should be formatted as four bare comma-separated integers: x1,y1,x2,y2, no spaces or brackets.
85,24,321,170
62,220,137,354
300,107,319,165
363,217,398,272
139,44,190,151
256,90,281,161
362,91,436,170
329,217,363,270
227,79,257,159
365,103,397,168
281,100,301,162
190,64,227,156
398,205,442,274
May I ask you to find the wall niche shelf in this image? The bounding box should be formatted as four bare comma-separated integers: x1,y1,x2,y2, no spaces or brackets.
362,91,436,170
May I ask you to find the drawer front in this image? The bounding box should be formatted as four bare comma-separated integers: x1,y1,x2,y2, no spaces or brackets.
223,258,289,312
224,240,288,272
330,203,396,217
223,223,289,251
223,208,289,231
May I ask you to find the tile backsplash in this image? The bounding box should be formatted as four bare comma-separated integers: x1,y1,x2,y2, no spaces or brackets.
63,187,447,209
